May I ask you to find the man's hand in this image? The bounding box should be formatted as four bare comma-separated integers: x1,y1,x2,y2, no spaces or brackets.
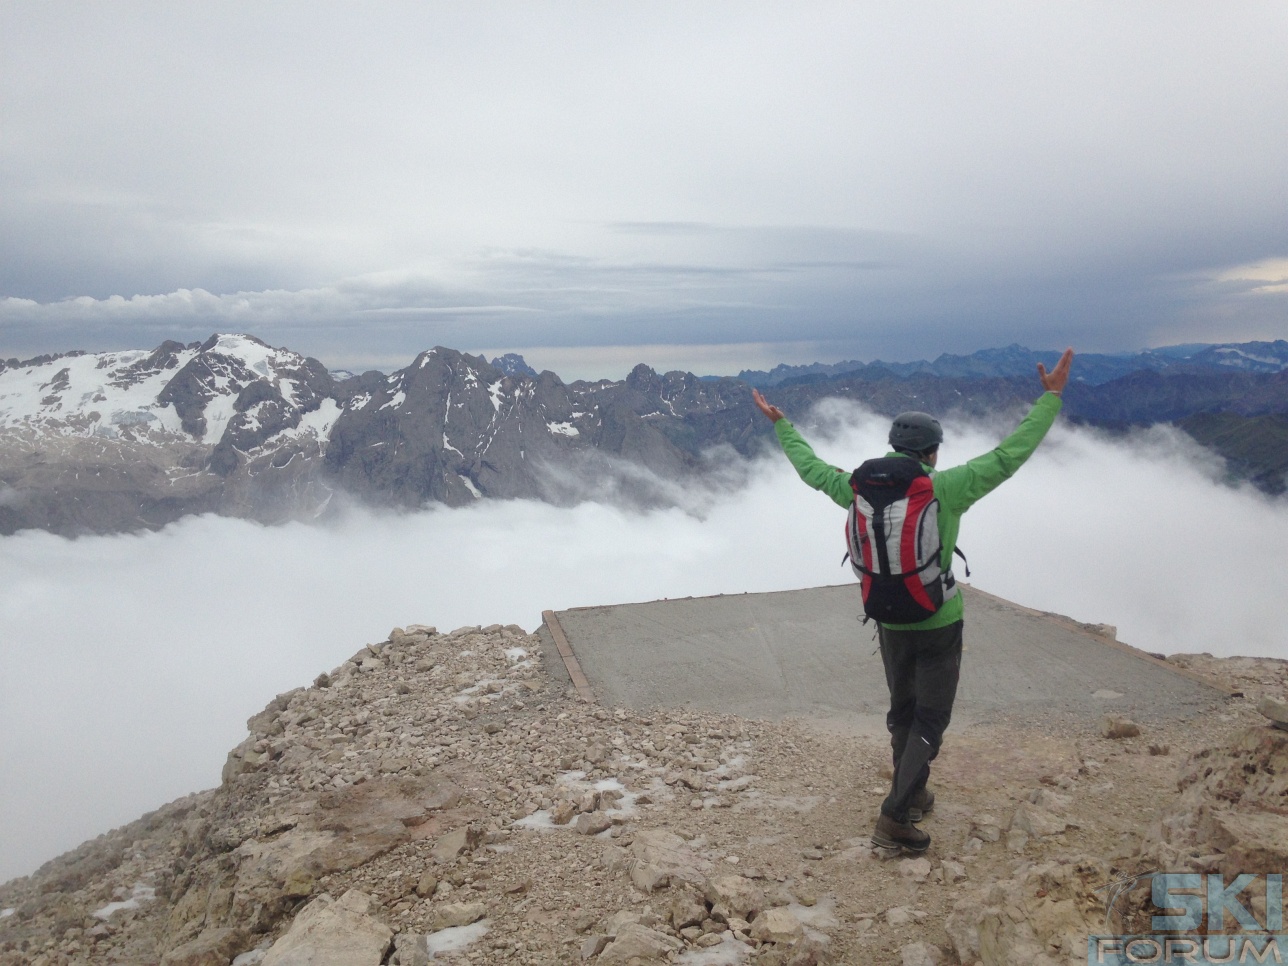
752,388,785,423
1038,347,1074,394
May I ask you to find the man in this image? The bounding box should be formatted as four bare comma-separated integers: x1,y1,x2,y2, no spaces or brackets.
752,348,1074,852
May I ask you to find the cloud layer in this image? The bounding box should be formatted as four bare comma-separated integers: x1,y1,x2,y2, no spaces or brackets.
2,402,1286,881
2,5,1287,365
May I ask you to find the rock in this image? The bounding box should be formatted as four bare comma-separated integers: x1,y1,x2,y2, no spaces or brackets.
1148,743,1171,756
261,890,392,966
391,933,431,966
1101,714,1140,739
414,870,438,898
964,861,1101,966
427,901,487,931
629,829,709,887
900,941,943,966
704,874,766,922
160,927,249,966
630,861,671,893
886,906,913,927
602,911,645,937
580,934,610,960
967,815,1002,843
551,801,577,825
1196,808,1288,872
1258,696,1288,730
670,892,707,930
750,907,804,944
899,857,932,882
574,812,612,836
597,923,682,963
432,826,481,864
1010,803,1075,838
941,860,967,884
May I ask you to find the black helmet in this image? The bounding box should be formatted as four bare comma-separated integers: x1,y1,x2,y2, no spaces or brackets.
888,411,943,453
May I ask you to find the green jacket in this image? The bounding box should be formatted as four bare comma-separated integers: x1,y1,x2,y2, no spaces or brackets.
773,392,1064,630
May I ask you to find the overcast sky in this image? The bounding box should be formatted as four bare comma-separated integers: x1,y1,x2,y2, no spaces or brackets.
3,3,1288,377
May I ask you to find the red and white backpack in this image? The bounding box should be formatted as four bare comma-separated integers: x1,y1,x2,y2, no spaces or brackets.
845,456,961,624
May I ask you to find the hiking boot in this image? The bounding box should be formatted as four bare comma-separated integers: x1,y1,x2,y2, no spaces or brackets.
871,813,930,853
907,787,935,823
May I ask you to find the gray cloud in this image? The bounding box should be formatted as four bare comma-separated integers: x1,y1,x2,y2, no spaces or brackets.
1,4,1287,365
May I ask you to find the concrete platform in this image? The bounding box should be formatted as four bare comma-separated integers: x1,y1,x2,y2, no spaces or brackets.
538,584,1228,730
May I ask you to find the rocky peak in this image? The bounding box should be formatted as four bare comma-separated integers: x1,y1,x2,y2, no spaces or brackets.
489,353,537,378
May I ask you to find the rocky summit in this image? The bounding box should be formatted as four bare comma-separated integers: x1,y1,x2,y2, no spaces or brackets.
1,620,1286,966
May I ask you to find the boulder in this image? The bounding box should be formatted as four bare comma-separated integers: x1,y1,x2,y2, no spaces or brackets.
261,890,392,966
1257,696,1288,730
1101,714,1140,739
1195,808,1288,872
750,907,805,944
597,923,683,963
427,901,486,931
160,927,249,966
704,874,766,922
432,826,481,864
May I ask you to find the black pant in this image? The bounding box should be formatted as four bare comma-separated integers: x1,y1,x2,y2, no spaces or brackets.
878,620,963,821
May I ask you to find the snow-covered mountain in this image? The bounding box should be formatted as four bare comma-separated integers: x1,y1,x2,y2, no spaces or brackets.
0,333,339,452
0,335,748,534
3,332,1288,535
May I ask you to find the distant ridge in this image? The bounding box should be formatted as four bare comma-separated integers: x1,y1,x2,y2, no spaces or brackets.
734,340,1288,387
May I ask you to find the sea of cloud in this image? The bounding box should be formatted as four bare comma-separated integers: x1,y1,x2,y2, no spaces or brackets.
2,400,1285,881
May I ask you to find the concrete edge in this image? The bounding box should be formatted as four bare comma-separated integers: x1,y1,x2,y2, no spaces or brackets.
963,583,1239,699
541,609,597,704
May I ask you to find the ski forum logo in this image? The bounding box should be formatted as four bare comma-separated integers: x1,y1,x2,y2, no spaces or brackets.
1091,872,1286,964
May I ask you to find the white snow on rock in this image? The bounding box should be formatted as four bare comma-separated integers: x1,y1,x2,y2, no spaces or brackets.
677,933,752,964
488,380,505,412
290,398,342,439
459,475,482,499
547,420,579,437
379,390,406,412
93,882,156,919
0,347,195,437
425,920,490,956
0,908,14,920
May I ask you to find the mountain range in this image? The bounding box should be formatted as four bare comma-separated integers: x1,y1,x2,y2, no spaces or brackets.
2,334,1285,535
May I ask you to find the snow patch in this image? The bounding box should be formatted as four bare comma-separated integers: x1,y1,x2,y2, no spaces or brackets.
200,389,240,443
292,398,341,438
348,392,371,410
504,647,529,662
93,882,155,919
547,420,579,437
443,434,464,457
459,475,482,499
425,919,490,956
788,896,839,930
677,933,752,964
488,380,505,412
513,810,556,830
0,908,13,920
379,390,406,412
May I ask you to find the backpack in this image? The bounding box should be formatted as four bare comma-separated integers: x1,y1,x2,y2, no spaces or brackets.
844,456,961,624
